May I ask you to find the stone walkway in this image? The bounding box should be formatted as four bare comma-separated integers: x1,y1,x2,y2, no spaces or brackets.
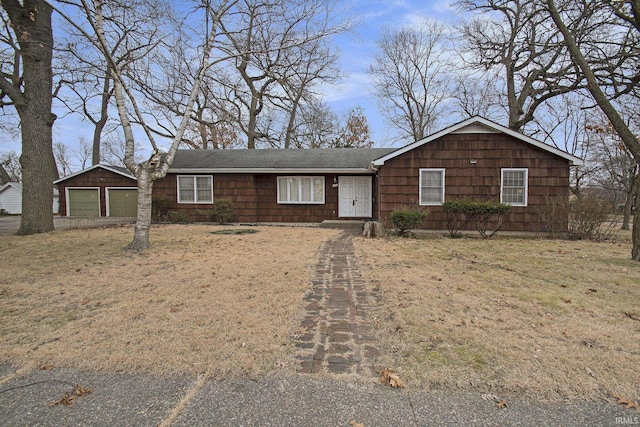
295,231,380,375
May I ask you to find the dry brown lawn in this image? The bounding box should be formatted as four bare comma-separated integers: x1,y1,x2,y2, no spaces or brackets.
354,232,640,401
0,224,339,378
2,223,639,403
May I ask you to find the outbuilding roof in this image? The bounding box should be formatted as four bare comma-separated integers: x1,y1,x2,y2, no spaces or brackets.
0,182,22,193
170,147,396,174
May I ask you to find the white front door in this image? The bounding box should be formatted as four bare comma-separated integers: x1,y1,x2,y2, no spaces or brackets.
338,176,372,217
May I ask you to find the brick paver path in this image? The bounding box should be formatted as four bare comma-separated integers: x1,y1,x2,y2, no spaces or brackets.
295,231,380,375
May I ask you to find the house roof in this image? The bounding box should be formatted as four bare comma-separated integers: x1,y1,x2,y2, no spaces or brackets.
0,182,22,193
53,164,136,184
170,148,397,174
373,116,584,166
0,182,57,196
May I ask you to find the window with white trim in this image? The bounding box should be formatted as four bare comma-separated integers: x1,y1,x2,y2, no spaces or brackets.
177,175,213,203
277,176,324,204
501,168,528,206
419,169,445,205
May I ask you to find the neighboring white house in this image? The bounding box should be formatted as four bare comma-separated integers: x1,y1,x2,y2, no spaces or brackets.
0,182,59,214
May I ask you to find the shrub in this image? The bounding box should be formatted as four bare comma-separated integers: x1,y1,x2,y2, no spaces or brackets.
443,200,511,238
567,194,616,240
538,195,570,238
391,208,428,237
196,209,215,222
167,210,191,223
212,198,234,224
151,196,170,223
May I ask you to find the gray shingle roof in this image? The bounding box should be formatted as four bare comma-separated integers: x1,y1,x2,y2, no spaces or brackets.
170,148,397,171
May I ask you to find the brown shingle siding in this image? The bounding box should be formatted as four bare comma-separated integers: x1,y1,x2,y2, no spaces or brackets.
377,133,571,232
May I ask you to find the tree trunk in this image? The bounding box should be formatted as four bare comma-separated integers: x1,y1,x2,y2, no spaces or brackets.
362,221,385,238
632,194,640,261
92,73,111,165
547,0,640,259
127,167,154,251
6,0,57,235
622,173,639,230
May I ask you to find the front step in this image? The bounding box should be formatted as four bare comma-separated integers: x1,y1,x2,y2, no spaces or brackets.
319,220,365,230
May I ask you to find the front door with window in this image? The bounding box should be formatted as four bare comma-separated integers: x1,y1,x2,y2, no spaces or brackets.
338,176,372,217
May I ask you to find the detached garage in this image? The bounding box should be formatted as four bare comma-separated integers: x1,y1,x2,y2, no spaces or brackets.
55,164,137,217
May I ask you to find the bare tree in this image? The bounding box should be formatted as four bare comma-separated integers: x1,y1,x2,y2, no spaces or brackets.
545,0,640,259
282,98,339,148
215,0,348,148
72,0,238,250
451,68,503,121
332,106,373,148
369,20,451,142
274,36,341,149
1,0,58,234
126,0,346,151
587,119,639,230
56,0,166,165
458,0,584,132
53,142,73,177
0,151,21,182
100,135,142,166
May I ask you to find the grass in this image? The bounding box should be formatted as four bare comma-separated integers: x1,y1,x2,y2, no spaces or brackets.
354,232,640,401
1,223,639,402
0,224,339,378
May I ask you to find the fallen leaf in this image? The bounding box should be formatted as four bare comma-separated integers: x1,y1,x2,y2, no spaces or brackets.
50,393,76,407
350,421,365,427
496,400,509,409
50,383,92,407
40,365,54,370
75,384,92,397
291,326,307,339
585,367,596,378
613,394,640,411
380,367,406,388
481,393,499,402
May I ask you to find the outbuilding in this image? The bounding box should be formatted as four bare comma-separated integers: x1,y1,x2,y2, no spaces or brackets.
54,164,137,217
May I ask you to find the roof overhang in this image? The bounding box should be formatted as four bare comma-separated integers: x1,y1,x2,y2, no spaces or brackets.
168,168,375,174
372,116,584,167
0,182,21,193
54,164,136,184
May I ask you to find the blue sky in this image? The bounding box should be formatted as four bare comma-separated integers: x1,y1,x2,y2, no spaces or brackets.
1,0,466,169
325,0,463,145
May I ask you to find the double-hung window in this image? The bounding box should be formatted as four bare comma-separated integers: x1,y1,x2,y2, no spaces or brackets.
501,168,528,206
277,176,324,204
419,169,445,205
177,175,213,203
